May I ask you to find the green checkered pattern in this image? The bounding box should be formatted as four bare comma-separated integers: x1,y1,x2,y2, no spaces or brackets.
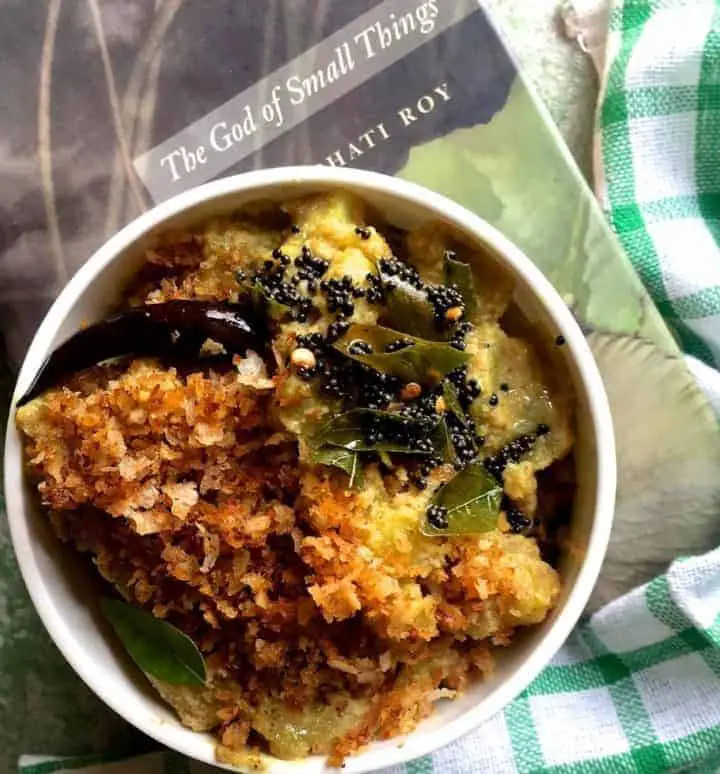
600,0,720,367
19,1,720,772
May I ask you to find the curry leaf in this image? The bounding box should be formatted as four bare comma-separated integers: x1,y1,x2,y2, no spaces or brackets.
261,294,291,321
441,382,480,459
378,267,440,339
334,324,469,385
238,274,291,321
442,381,465,419
431,416,458,465
310,445,364,488
102,598,206,687
443,252,477,320
311,409,436,454
421,461,503,536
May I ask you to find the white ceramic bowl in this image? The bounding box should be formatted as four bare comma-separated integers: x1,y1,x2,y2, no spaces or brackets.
4,167,615,773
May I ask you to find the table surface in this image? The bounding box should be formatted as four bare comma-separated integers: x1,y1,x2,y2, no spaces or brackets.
0,3,597,771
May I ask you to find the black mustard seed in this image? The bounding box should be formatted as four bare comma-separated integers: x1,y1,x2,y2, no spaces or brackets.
427,504,449,530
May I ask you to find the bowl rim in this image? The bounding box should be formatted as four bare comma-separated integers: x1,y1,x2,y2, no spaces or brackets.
4,165,616,773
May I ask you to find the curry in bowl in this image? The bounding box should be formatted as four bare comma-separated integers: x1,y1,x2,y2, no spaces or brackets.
16,191,574,766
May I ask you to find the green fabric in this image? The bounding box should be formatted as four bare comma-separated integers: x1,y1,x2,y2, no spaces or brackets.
601,0,720,367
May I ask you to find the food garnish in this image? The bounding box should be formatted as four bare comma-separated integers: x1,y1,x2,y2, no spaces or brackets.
309,445,364,488
102,598,207,687
333,323,469,384
421,461,503,536
311,408,439,455
443,250,477,319
18,300,263,406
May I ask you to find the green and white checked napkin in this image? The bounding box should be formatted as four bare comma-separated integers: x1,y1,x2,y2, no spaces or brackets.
597,0,720,370
19,1,720,772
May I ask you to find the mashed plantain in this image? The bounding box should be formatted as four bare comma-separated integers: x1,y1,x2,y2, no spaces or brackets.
17,192,572,764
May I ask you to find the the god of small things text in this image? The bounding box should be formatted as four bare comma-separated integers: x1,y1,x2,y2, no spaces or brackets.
158,1,442,183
